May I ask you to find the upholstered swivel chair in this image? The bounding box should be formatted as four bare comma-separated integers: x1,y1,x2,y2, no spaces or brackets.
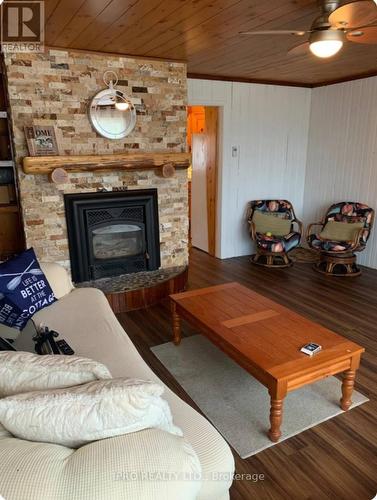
307,202,374,277
247,200,303,268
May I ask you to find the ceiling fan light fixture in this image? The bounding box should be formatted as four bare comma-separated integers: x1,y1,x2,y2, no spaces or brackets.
309,29,344,58
310,39,343,57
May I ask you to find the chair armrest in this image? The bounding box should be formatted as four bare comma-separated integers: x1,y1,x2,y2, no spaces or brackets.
292,218,303,237
306,222,324,242
248,220,257,240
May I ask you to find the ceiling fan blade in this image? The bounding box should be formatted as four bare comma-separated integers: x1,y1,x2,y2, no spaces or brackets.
239,30,307,36
288,41,310,56
347,25,377,43
329,1,377,29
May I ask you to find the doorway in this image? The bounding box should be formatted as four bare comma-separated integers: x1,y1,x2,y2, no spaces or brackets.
187,106,218,256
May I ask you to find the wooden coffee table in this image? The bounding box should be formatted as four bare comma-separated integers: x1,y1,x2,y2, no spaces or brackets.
170,282,364,442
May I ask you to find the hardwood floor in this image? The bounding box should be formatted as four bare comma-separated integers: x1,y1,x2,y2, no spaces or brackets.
117,248,377,500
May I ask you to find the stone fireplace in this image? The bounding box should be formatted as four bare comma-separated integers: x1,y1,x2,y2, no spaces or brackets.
3,48,189,277
65,189,161,282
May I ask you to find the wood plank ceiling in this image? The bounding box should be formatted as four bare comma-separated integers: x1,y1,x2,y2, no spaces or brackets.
44,0,377,87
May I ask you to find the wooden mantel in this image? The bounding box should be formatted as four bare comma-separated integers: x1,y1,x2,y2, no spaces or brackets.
22,152,191,175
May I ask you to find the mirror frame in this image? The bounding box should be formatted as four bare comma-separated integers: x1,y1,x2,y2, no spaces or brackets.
88,88,137,140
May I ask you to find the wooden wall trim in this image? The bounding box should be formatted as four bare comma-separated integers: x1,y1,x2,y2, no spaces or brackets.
204,107,218,257
312,70,377,88
188,73,314,89
190,70,377,89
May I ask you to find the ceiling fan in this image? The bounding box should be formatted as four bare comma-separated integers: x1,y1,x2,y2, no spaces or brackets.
239,0,377,58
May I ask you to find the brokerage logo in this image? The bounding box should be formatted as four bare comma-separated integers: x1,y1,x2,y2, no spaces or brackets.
1,1,44,52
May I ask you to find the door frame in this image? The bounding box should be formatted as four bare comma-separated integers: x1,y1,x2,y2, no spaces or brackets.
187,105,221,257
204,106,218,256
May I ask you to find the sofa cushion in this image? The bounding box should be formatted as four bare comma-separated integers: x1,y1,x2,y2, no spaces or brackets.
0,249,57,330
32,287,235,500
0,378,182,448
253,210,292,237
0,351,112,397
320,220,364,242
0,428,202,500
256,231,301,253
0,423,11,439
40,262,74,299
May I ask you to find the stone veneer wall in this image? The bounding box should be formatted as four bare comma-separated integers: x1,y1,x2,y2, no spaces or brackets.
3,49,188,272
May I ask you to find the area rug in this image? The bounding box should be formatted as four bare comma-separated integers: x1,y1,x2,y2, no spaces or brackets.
152,335,368,458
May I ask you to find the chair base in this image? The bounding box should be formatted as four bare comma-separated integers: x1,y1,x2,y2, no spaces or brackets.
313,253,361,277
251,250,293,269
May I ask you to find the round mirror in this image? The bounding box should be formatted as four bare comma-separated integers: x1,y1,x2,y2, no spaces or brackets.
89,89,136,140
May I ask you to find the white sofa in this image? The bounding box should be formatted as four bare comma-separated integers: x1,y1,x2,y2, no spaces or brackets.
0,263,234,500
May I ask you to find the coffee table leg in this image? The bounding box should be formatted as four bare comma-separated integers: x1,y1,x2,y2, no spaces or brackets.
340,369,356,411
268,397,284,443
171,302,182,346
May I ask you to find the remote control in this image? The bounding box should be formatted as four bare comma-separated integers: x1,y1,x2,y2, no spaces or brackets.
56,339,75,355
300,342,322,356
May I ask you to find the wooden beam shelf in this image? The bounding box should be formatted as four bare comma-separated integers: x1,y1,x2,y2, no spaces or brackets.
22,152,191,176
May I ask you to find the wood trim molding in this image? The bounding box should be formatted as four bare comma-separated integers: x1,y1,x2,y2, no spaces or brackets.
188,71,377,89
312,70,377,88
204,107,218,257
22,152,191,175
187,73,313,88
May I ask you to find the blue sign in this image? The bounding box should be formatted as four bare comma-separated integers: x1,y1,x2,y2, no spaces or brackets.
0,248,57,330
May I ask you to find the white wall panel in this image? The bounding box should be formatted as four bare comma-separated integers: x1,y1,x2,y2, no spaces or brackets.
188,78,311,258
188,79,233,259
304,77,377,269
229,83,311,257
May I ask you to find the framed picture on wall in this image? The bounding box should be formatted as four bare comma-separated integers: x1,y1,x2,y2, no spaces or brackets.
24,126,60,156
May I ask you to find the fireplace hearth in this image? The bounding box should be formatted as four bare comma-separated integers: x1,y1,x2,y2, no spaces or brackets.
64,189,160,283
